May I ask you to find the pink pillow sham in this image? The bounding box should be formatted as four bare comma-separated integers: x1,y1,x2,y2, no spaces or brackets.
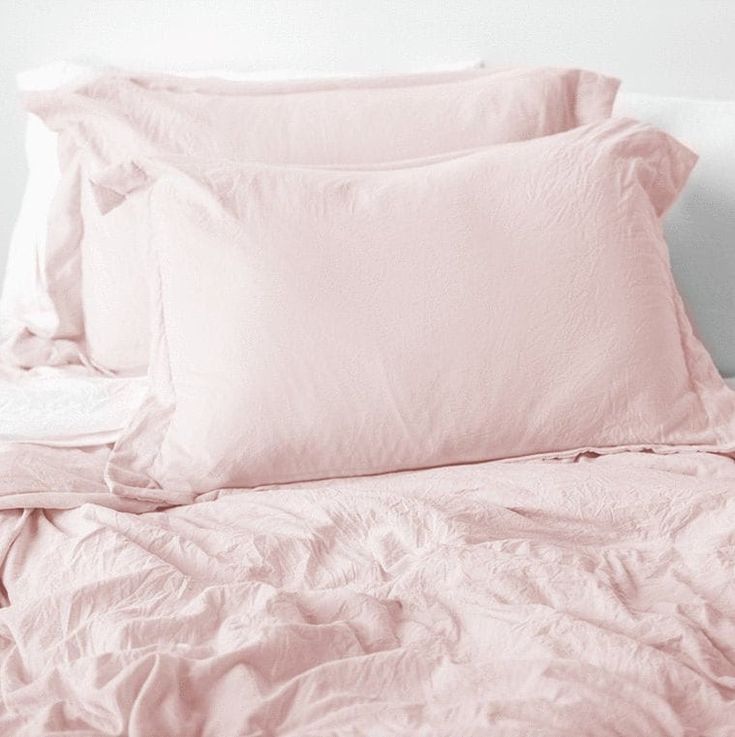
21,66,619,372
103,118,735,504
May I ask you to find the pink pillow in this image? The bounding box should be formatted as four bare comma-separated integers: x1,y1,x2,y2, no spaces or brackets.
22,67,619,372
103,118,735,504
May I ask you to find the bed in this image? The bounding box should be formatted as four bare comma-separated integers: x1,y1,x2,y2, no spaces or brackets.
0,61,734,737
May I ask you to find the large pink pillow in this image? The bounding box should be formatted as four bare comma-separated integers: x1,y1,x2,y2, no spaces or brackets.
103,119,735,504
21,67,619,372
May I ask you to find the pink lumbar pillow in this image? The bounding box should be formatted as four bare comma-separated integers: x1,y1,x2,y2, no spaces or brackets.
102,118,735,504
20,67,619,373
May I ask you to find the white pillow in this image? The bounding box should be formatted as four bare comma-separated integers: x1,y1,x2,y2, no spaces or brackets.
0,59,482,352
615,91,735,378
1,63,100,341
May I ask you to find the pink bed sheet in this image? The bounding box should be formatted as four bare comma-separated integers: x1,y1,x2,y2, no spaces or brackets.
1,447,734,735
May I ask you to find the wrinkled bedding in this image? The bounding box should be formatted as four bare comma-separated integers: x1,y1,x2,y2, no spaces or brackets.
1,444,735,736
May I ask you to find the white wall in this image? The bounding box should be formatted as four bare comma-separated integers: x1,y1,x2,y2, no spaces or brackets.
1,0,735,279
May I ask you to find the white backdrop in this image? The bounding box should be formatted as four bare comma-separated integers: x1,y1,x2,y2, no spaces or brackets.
1,0,735,280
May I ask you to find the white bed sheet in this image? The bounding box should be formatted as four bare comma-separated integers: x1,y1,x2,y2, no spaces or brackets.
0,366,146,446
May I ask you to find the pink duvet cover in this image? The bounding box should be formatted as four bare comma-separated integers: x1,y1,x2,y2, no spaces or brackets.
1,444,734,735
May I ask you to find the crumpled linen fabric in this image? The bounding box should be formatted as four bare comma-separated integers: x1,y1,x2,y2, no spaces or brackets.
1,450,735,736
